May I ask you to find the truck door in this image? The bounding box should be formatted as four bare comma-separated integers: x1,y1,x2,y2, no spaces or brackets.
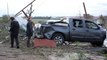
84,21,101,41
70,19,85,41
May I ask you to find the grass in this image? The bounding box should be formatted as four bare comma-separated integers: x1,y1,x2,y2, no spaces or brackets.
32,19,48,23
0,25,9,42
0,17,2,20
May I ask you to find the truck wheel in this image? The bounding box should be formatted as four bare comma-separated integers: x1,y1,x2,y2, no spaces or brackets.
52,33,64,46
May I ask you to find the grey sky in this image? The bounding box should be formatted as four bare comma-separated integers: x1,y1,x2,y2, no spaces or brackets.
0,0,107,17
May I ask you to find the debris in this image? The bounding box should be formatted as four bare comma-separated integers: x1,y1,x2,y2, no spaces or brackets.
0,41,3,44
104,38,107,47
5,35,9,39
0,29,2,32
34,38,56,48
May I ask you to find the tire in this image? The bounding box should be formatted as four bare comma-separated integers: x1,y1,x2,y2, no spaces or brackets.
52,33,64,46
91,41,104,47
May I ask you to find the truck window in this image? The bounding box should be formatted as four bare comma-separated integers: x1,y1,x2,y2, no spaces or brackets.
85,21,99,29
54,22,68,26
73,19,83,28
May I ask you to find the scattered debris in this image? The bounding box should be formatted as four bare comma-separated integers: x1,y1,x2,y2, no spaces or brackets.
0,41,3,44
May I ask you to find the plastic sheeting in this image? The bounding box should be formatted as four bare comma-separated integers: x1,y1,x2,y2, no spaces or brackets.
15,17,28,31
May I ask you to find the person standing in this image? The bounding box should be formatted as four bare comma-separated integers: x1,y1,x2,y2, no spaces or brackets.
9,17,20,48
26,19,33,47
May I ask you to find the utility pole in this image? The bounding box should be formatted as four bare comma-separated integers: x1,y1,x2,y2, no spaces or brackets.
15,0,36,17
79,10,82,18
7,2,9,18
83,2,88,19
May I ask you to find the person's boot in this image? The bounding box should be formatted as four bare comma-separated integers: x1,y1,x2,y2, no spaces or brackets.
16,46,19,48
27,43,30,47
27,39,30,47
10,45,14,48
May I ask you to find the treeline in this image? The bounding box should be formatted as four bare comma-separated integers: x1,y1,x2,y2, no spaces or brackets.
32,16,51,19
0,15,9,23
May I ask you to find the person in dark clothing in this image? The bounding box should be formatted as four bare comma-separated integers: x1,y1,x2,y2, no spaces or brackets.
26,19,33,47
9,17,20,48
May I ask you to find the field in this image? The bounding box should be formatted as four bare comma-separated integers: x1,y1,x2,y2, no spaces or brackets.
0,19,107,60
32,19,48,23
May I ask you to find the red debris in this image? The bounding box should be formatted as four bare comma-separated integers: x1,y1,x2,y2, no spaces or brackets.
34,38,56,48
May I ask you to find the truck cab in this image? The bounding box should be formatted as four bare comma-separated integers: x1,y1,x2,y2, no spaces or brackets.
68,18,106,46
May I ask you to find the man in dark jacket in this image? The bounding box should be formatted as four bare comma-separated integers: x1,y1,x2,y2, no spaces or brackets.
9,17,20,48
26,19,33,47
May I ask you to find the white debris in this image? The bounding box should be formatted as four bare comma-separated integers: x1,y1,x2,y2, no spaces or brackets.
103,31,107,47
104,39,107,47
15,17,28,31
34,23,41,29
0,41,3,44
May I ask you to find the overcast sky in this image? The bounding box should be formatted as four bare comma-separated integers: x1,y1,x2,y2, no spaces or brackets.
0,0,107,17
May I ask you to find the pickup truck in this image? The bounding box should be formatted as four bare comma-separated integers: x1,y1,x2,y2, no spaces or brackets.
35,17,106,46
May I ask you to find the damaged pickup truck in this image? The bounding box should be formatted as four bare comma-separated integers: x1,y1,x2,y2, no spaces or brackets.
35,17,106,46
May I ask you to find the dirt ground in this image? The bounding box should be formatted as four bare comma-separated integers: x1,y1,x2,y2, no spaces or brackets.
0,22,107,60
0,40,107,60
